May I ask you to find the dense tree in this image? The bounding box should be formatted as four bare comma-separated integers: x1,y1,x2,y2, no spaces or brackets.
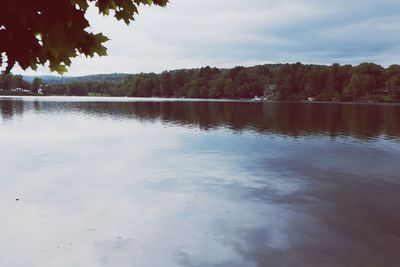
0,73,30,91
355,63,385,94
209,76,225,98
304,67,326,97
28,62,399,102
343,74,362,100
1,0,168,74
387,75,400,99
160,71,173,97
224,78,235,98
385,65,400,99
386,64,400,78
32,77,43,93
0,73,13,90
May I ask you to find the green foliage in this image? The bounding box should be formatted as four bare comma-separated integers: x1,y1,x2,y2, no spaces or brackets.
387,74,400,99
386,64,400,77
355,63,385,94
32,62,398,102
343,74,362,100
1,0,168,74
208,76,225,98
224,78,235,98
32,77,43,93
0,73,31,91
385,65,400,99
0,73,14,90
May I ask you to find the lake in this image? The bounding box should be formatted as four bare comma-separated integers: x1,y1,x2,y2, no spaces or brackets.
1,96,399,267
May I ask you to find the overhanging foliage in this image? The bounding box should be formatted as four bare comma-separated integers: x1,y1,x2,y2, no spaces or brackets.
0,0,168,74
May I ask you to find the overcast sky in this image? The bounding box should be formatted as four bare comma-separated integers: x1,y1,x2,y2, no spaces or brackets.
15,0,400,76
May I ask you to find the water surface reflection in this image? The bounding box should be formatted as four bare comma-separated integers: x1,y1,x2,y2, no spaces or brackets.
0,97,399,267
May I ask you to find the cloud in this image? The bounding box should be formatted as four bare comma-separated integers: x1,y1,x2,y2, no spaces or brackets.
13,0,400,76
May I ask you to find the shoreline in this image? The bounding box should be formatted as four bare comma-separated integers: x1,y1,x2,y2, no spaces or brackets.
1,95,400,106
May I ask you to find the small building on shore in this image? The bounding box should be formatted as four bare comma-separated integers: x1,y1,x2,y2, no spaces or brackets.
11,88,31,93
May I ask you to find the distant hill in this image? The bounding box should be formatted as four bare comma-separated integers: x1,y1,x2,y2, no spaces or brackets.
23,75,63,83
23,73,131,84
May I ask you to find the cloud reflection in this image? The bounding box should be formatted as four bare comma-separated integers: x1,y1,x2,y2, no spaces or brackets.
0,97,399,266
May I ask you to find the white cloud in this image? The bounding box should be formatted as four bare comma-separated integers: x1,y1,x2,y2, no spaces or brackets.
12,0,400,76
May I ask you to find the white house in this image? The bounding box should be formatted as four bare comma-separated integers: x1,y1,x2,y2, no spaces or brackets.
11,88,31,93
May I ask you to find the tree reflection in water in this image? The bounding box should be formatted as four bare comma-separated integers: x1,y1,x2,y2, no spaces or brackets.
2,98,399,139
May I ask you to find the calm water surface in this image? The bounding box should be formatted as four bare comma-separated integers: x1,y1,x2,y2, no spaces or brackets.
1,96,400,267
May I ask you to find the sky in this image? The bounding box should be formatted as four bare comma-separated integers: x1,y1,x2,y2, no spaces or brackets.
14,0,400,76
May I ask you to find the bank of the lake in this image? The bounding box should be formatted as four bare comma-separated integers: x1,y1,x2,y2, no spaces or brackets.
3,62,400,103
2,94,400,106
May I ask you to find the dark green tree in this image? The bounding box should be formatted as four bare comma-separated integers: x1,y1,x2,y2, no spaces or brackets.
386,64,400,78
160,71,173,97
387,74,400,99
343,74,363,100
355,63,384,94
304,67,326,97
37,62,400,102
208,76,225,98
224,78,235,98
0,73,14,90
32,77,43,93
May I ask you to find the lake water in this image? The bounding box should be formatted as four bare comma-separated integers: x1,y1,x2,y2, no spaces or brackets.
1,96,400,267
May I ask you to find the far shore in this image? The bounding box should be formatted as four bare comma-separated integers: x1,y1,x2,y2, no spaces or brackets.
1,94,400,106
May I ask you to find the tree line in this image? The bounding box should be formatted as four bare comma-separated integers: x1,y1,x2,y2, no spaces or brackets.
0,73,43,94
2,62,400,101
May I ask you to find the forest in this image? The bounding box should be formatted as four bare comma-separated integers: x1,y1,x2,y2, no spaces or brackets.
1,62,400,102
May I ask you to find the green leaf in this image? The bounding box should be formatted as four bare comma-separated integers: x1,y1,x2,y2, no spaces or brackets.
0,0,169,74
